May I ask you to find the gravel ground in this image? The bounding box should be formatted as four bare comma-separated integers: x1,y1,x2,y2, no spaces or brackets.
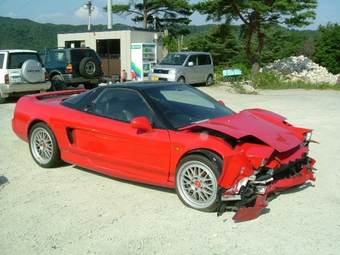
1,87,339,255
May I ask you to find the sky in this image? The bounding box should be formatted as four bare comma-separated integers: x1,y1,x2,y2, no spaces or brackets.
0,0,339,30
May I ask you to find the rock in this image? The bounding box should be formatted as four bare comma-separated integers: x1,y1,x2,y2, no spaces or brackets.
260,55,339,85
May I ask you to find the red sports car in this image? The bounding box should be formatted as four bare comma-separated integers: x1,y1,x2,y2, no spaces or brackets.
12,82,316,220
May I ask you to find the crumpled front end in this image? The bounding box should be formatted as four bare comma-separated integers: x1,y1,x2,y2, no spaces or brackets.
217,132,317,221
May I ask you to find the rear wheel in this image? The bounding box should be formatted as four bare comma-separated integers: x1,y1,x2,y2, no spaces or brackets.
175,154,220,212
50,75,67,91
29,122,63,168
205,74,213,86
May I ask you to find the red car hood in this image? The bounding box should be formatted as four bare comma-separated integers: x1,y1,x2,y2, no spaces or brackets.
184,109,304,153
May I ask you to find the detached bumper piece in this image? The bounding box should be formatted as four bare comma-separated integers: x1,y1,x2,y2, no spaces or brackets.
219,162,316,221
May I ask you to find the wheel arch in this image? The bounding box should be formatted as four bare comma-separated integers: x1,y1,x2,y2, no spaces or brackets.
176,74,186,83
28,120,63,168
27,119,48,138
49,70,64,81
179,149,223,174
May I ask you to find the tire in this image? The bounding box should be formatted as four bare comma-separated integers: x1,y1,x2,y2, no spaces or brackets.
205,74,213,86
177,76,185,83
175,154,220,212
84,83,99,89
50,75,67,91
21,59,43,83
79,57,100,78
29,122,63,168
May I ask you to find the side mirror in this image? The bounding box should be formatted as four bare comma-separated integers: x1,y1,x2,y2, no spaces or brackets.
218,100,225,106
188,62,194,67
131,116,154,133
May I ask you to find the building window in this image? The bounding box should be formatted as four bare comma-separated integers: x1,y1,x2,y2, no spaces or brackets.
96,39,121,59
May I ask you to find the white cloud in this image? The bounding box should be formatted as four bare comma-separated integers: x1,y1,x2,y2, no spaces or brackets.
35,12,64,21
75,5,105,21
5,12,17,18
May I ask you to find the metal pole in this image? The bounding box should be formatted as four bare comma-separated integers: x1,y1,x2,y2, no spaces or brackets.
87,1,92,30
107,0,113,29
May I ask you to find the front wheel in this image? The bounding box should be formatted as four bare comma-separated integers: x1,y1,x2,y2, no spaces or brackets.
84,83,99,89
29,122,63,168
175,154,220,212
177,76,185,83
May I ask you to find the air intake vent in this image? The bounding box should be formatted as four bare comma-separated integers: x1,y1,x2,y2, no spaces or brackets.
66,128,75,144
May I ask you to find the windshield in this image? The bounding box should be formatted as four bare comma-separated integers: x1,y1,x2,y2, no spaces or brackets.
144,84,235,129
158,53,188,65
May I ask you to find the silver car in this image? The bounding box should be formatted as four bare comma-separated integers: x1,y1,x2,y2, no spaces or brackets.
0,49,51,103
148,52,214,86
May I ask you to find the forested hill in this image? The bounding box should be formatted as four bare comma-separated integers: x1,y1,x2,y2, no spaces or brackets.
0,16,125,50
0,16,315,52
0,16,216,51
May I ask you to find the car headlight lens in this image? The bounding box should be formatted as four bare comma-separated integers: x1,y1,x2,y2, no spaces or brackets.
305,132,312,142
169,69,177,75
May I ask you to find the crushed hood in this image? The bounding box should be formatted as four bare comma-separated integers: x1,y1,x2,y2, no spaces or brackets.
187,109,304,152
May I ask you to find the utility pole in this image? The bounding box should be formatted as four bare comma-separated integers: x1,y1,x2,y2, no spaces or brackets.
107,0,113,29
83,1,94,30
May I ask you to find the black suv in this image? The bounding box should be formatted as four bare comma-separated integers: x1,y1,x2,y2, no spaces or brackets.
39,47,103,90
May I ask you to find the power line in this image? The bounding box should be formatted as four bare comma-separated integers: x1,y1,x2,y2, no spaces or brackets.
9,0,34,18
53,7,81,23
0,0,8,6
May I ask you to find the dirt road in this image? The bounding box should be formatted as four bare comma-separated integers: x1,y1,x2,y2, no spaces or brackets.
1,87,339,255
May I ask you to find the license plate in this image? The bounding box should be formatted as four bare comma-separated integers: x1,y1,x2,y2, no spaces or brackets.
91,79,99,83
152,77,159,81
11,77,21,83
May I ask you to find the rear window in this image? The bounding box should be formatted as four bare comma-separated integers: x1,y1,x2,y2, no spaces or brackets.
7,53,40,69
70,50,99,62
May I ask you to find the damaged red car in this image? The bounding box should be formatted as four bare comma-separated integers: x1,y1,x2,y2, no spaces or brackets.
12,82,316,220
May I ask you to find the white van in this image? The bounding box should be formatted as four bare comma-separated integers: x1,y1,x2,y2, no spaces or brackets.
148,52,214,86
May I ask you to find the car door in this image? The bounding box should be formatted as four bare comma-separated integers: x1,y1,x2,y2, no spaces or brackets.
196,54,212,83
74,88,172,183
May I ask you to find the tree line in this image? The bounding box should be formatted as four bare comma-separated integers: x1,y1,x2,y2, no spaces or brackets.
106,0,339,74
0,15,339,75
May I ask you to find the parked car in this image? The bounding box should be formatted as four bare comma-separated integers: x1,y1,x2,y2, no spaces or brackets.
11,81,316,220
0,49,50,103
39,47,103,91
148,52,214,86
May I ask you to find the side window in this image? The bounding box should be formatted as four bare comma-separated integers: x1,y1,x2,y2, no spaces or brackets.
93,89,154,123
55,51,66,63
187,55,198,66
0,54,4,69
39,51,48,64
198,54,211,66
46,52,51,63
